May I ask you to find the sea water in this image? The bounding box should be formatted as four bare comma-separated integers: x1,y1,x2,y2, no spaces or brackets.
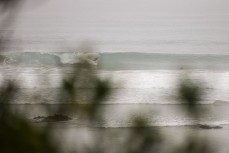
1,52,229,128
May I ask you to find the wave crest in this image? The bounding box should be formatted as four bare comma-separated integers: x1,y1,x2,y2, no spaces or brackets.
0,52,99,67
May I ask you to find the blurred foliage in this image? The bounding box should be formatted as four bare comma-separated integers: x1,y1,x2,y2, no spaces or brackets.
0,82,59,153
0,72,214,153
124,116,163,153
177,77,203,117
172,135,213,153
0,1,215,153
0,0,19,11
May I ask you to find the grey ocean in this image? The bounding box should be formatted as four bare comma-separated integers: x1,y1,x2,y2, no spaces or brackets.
2,15,229,127
0,51,229,128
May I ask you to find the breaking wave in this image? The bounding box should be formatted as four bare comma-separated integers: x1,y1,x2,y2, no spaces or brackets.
0,52,99,67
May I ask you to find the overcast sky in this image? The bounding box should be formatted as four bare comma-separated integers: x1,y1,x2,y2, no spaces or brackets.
11,0,229,54
23,0,229,16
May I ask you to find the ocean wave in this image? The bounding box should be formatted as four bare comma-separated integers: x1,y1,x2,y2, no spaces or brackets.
1,52,229,71
32,119,229,129
0,52,99,67
7,100,219,105
98,52,229,70
144,120,229,129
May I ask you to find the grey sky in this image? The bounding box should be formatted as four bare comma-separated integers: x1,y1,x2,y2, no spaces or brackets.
11,0,229,54
23,0,229,16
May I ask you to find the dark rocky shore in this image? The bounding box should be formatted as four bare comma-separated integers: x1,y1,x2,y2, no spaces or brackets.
193,124,223,130
33,114,72,122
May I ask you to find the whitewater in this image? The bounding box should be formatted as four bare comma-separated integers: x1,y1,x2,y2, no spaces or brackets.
0,51,228,130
